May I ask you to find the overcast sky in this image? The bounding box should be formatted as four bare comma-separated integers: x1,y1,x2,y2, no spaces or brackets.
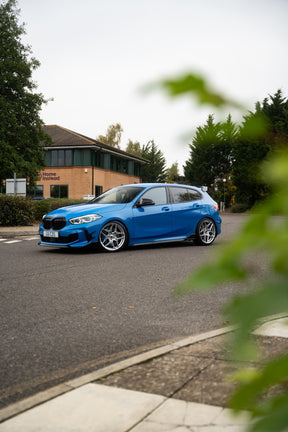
17,0,288,173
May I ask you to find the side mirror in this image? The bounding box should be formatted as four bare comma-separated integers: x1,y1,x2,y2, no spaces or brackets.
137,198,155,207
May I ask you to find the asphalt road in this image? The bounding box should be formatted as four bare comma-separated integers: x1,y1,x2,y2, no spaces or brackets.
0,214,247,407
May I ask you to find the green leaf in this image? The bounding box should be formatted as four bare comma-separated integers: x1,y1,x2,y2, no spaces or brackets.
144,72,243,109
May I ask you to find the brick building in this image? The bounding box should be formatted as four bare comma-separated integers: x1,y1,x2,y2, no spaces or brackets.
36,125,148,199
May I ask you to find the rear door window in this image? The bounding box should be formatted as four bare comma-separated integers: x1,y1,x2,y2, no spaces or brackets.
169,187,202,203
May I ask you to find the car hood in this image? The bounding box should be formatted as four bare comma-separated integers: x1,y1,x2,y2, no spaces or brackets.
46,203,127,218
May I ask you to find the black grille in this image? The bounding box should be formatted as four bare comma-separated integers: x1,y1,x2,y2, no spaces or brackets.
41,233,78,244
43,217,52,229
52,217,66,230
43,217,66,230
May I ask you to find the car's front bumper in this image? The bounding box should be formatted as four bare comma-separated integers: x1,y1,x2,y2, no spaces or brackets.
38,223,100,248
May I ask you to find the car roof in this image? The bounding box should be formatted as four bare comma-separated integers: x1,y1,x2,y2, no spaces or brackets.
122,183,203,191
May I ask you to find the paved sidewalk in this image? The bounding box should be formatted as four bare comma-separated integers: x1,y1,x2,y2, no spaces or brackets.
0,316,287,432
0,225,39,238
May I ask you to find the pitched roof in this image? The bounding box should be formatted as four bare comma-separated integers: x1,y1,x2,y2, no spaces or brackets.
42,125,148,164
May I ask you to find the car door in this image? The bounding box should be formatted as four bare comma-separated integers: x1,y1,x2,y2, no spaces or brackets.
169,186,205,237
131,186,173,243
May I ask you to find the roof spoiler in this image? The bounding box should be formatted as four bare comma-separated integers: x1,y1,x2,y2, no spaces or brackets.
201,186,208,192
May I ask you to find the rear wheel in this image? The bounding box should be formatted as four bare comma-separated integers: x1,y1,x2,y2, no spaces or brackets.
98,221,128,252
196,218,216,245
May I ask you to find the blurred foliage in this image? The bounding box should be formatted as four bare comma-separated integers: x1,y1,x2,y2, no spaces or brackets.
149,72,243,109
176,151,288,431
157,71,288,431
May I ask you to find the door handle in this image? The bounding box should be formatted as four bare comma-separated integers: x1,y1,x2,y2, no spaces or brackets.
162,206,170,211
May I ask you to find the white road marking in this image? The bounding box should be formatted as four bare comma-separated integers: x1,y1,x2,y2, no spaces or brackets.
4,240,22,244
24,237,39,240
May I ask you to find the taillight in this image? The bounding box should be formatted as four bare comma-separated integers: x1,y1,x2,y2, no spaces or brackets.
214,204,219,211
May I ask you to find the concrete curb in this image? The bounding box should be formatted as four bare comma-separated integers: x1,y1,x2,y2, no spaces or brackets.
0,312,286,424
0,326,234,423
0,231,39,238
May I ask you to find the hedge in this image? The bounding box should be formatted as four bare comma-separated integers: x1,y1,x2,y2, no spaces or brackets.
0,195,86,226
230,203,250,213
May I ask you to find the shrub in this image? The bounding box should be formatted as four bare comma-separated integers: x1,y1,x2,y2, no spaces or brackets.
0,194,87,226
32,199,51,221
0,195,34,226
0,196,87,226
230,203,250,213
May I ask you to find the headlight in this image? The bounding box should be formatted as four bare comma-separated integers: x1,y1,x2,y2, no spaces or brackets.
69,214,102,225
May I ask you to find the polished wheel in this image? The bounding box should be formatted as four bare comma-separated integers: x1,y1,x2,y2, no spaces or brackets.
196,218,216,245
99,221,128,252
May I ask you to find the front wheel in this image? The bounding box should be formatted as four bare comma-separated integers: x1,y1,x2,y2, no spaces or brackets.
196,218,216,245
98,221,128,252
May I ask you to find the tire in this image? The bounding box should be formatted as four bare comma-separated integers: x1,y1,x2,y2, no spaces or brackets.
98,221,128,252
196,218,216,246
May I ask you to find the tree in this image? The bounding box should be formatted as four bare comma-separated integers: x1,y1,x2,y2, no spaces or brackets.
183,115,237,197
166,162,180,183
96,123,123,149
232,90,288,207
184,114,221,186
140,140,167,182
0,0,51,188
125,139,142,157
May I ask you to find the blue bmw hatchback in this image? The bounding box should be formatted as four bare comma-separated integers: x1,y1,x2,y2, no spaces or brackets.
39,183,221,252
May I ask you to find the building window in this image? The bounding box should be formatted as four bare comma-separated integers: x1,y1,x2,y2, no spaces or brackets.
134,163,140,177
27,185,43,198
46,149,74,167
74,149,91,166
50,185,68,198
122,160,128,173
65,150,72,166
34,185,44,198
95,152,104,168
110,156,116,171
110,156,129,173
95,185,103,197
51,150,58,166
58,150,65,166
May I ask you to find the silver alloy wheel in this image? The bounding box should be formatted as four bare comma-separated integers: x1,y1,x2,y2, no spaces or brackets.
196,218,216,245
99,221,127,252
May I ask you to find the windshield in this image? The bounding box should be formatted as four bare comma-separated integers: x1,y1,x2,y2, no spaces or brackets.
89,186,145,204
